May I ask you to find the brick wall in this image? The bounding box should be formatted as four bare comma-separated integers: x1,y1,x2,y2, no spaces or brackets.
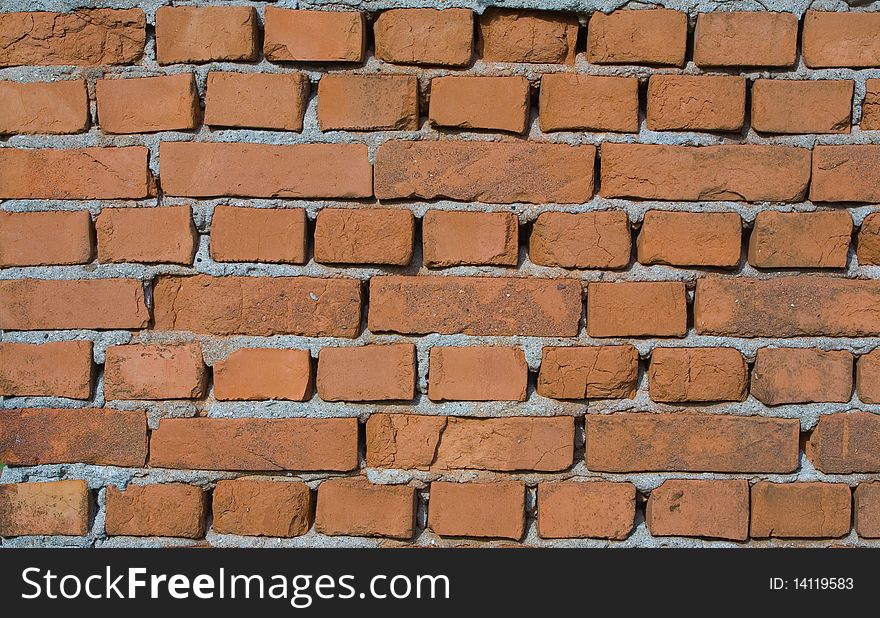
1,0,880,548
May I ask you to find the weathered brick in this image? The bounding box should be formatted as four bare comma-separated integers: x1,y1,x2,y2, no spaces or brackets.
855,482,880,538
212,480,313,537
647,479,749,541
646,75,746,132
862,79,880,130
751,482,851,539
149,418,358,471
803,10,880,68
0,210,94,267
748,211,852,269
374,8,473,66
104,343,208,401
0,341,93,399
315,478,416,539
858,213,880,265
807,412,880,474
105,484,206,538
587,282,687,338
152,275,361,337
600,143,811,202
649,347,748,403
205,72,309,131
375,140,594,204
316,344,416,402
694,11,797,68
538,345,638,400
160,142,372,199
365,414,448,469
811,145,880,203
209,206,307,264
429,76,529,133
96,74,199,134
318,74,418,131
0,79,89,134
0,408,147,466
314,208,414,266
751,79,853,134
585,413,799,473
858,349,880,403
428,481,525,540
537,482,635,540
428,346,528,402
587,10,687,66
96,205,197,265
637,211,742,268
422,210,519,267
155,6,258,64
214,348,312,402
530,211,631,269
479,9,578,64
539,74,639,133
264,8,365,63
0,481,90,537
368,276,582,337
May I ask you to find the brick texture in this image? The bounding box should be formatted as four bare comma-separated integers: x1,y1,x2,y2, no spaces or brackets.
694,11,798,68
316,344,416,402
105,484,207,538
205,72,309,131
96,74,199,134
751,483,852,539
647,75,746,132
315,478,416,539
0,341,94,399
0,210,94,267
537,345,638,399
96,205,197,265
538,482,635,540
587,10,687,66
530,211,631,269
750,348,853,405
479,9,578,64
212,480,313,537
318,74,418,131
374,9,473,66
104,343,208,401
314,208,414,265
428,346,528,401
647,480,749,541
748,211,852,269
428,481,525,540
637,211,742,268
422,210,519,267
0,79,89,134
209,206,308,264
0,481,91,537
429,76,530,133
648,347,748,403
214,348,312,402
539,74,639,133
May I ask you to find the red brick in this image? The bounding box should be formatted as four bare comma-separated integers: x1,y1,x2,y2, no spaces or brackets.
0,79,89,134
152,275,361,337
649,347,747,403
647,75,746,132
318,74,418,131
0,481,90,537
374,8,473,66
264,8,365,63
160,142,372,199
0,147,151,199
695,277,880,337
0,9,145,67
105,484,206,538
205,72,308,131
0,279,149,331
600,143,811,202
213,480,313,537
585,413,799,473
751,482,851,539
538,345,638,399
637,211,742,268
214,348,312,402
858,349,880,403
855,483,880,538
316,478,416,539
807,412,880,474
104,343,207,401
694,11,797,68
803,11,880,68
748,211,852,269
647,479,749,541
96,74,199,134
479,9,578,64
862,79,880,130
0,341,93,399
429,76,529,133
422,210,518,267
429,481,525,539
428,346,527,401
155,6,258,64
316,344,416,402
376,140,594,204
587,281,686,338
365,414,447,469
811,145,880,202
209,206,307,264
539,74,639,133
587,10,687,66
751,80,853,134
314,208,413,265
858,213,880,265
530,211,631,269
96,205,197,265
0,408,147,466
149,417,358,471
0,210,94,267
368,276,582,337
537,482,635,540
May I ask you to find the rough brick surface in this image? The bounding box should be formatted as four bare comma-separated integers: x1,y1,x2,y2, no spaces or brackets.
751,80,853,134
750,348,853,405
863,80,880,131
264,8,365,63
538,482,635,540
317,344,416,402
374,8,473,66
0,341,94,399
314,208,414,265
530,211,631,269
429,76,530,133
637,211,742,268
104,343,208,401
0,481,90,537
214,348,312,402
751,482,852,539
213,480,313,538
648,347,748,403
205,72,309,131
105,484,206,538
858,213,880,265
587,282,687,337
428,481,525,540
318,74,418,131
694,11,798,68
647,480,749,541
855,483,880,538
537,345,638,400
587,10,687,66
803,11,880,68
96,205,197,265
807,412,880,474
0,210,94,267
210,206,307,265
857,349,880,404
155,6,258,64
315,478,416,539
422,210,519,267
0,79,89,134
748,211,852,269
479,9,578,64
539,74,639,133
96,74,199,134
811,145,880,203
428,346,528,401
647,75,746,132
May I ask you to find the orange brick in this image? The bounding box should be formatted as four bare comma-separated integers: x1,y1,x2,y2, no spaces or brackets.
0,210,94,267
538,345,638,399
155,6,258,64
205,72,308,131
96,74,199,134
429,481,525,540
694,11,797,68
96,205,197,265
751,80,853,134
807,412,880,474
428,346,527,401
537,482,635,540
365,414,448,469
105,484,206,538
0,79,89,134
811,145,880,203
646,75,746,132
316,344,416,402
264,8,365,63
314,208,414,265
539,74,639,133
0,341,94,399
855,482,880,538
751,348,852,405
751,482,851,539
647,479,749,541
0,408,147,466
315,478,416,539
104,343,207,401
209,206,307,264
748,210,852,269
159,142,372,199
637,211,742,268
212,480,313,537
479,9,578,64
429,76,529,133
0,279,149,331
649,347,748,403
374,8,473,66
858,349,880,403
859,213,880,264
529,211,630,269
587,10,687,66
587,281,686,337
862,79,880,130
803,10,880,68
422,210,519,267
214,348,312,401
318,74,418,131
149,418,358,471
0,481,90,537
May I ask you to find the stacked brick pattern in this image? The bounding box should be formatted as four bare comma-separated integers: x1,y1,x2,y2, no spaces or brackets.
2,2,880,547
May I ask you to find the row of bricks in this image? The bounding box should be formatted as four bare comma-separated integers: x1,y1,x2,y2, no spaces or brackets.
9,142,880,204
1,409,878,474
7,275,880,338
5,8,880,70
3,72,875,137
2,478,879,542
3,340,880,406
4,207,877,270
